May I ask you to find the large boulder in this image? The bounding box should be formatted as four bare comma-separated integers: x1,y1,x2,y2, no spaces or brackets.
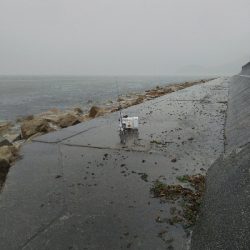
37,110,63,124
2,133,21,143
132,95,145,105
0,158,10,172
21,118,51,139
16,115,34,123
0,158,10,188
73,107,83,115
0,136,12,147
78,114,90,122
89,106,106,118
0,145,18,164
0,122,11,135
58,113,81,128
39,110,81,128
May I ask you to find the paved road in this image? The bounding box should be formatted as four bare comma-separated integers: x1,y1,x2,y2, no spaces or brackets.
0,78,228,250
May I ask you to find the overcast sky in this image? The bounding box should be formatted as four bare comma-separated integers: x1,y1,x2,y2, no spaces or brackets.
0,0,250,75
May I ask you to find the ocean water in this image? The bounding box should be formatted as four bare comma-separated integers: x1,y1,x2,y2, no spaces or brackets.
0,75,205,121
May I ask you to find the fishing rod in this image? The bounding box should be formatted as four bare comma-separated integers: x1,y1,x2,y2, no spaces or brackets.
116,80,124,133
116,79,139,134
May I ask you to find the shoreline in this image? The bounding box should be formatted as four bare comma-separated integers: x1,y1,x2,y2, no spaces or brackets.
0,77,228,249
0,78,214,189
0,75,214,122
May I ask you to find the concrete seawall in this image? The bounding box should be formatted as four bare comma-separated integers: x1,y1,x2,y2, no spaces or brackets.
226,74,250,151
0,70,249,249
0,78,229,250
191,65,250,249
241,61,250,75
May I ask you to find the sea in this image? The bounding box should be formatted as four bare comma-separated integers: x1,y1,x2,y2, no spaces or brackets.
0,75,206,121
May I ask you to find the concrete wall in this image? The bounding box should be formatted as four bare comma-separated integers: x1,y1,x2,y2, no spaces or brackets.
191,145,250,250
225,73,250,152
241,61,250,75
191,64,250,249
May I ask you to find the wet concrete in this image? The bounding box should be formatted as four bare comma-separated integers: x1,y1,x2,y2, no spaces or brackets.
0,78,229,250
191,73,250,250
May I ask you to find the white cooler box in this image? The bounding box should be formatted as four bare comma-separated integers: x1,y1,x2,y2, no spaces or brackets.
121,117,139,129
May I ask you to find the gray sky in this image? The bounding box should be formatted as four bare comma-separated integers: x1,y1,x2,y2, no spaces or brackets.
0,0,250,75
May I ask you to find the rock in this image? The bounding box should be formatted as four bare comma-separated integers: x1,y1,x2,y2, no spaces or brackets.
171,158,177,163
78,114,90,122
110,107,119,113
37,111,82,129
132,95,145,105
0,136,12,147
120,101,132,109
0,157,11,188
16,115,34,123
0,122,11,134
58,113,81,128
37,109,64,123
24,115,34,121
117,97,125,102
40,114,61,124
146,90,162,97
21,118,51,139
136,95,145,104
48,122,59,131
2,133,21,143
0,158,10,187
89,106,106,118
0,158,10,172
73,107,83,114
0,145,19,164
12,141,23,151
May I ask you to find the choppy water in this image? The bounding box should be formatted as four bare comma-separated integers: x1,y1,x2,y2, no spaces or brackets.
0,75,205,121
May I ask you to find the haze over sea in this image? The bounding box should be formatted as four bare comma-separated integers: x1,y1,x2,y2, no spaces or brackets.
0,75,207,121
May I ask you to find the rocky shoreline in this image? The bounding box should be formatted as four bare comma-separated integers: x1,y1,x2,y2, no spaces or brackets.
0,78,214,189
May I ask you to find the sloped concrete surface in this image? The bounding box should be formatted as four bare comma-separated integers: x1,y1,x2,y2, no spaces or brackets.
0,78,228,250
191,72,250,250
191,145,250,250
241,62,250,75
225,75,250,152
